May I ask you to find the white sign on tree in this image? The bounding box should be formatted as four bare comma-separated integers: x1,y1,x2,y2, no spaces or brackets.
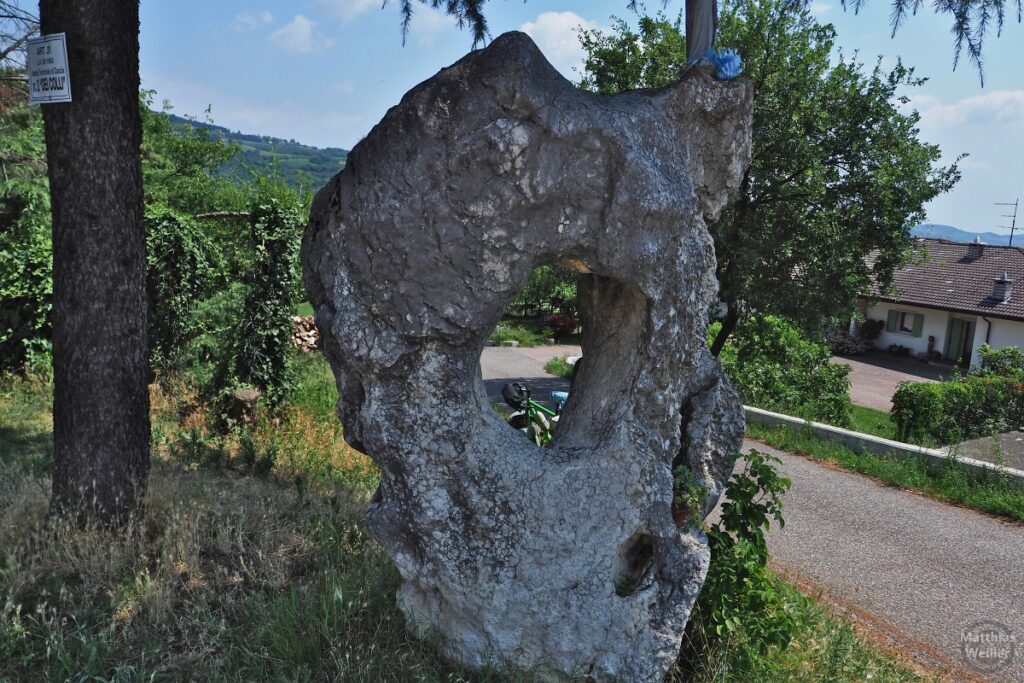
27,33,72,104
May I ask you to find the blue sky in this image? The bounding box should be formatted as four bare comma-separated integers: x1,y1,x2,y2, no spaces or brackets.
138,0,1023,232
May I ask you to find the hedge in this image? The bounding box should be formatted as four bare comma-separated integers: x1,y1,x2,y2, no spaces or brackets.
891,376,1024,445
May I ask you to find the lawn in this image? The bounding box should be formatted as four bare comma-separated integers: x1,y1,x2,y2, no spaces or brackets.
488,316,581,348
847,405,898,440
0,354,926,681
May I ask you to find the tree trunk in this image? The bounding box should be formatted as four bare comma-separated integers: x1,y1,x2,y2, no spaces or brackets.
709,300,738,356
41,0,149,523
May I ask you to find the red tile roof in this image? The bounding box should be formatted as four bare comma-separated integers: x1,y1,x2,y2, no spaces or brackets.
867,238,1024,322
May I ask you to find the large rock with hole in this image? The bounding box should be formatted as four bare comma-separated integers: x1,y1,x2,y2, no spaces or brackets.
302,32,751,682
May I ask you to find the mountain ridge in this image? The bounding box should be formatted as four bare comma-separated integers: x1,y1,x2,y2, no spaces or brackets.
911,223,1016,247
166,114,348,190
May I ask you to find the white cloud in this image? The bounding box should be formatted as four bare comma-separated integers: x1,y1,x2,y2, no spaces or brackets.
809,2,832,16
316,0,380,23
407,6,455,45
269,15,334,54
910,90,1024,128
520,11,601,80
335,80,355,94
231,11,273,32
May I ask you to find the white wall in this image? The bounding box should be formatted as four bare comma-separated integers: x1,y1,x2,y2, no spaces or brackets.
865,303,953,357
971,317,1024,366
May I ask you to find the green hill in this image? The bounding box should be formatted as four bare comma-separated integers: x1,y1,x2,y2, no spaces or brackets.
167,114,348,191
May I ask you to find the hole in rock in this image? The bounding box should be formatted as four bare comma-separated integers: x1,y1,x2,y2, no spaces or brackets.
613,531,655,597
483,263,581,447
479,261,648,449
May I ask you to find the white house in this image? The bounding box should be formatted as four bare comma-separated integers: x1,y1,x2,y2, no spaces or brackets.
860,238,1024,368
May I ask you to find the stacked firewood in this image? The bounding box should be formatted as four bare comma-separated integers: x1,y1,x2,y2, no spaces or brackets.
290,315,320,353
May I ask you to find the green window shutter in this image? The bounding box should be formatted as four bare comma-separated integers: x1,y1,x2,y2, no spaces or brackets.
886,310,899,333
912,313,925,337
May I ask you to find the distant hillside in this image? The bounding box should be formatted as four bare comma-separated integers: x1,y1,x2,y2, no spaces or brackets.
911,223,1015,247
167,114,347,190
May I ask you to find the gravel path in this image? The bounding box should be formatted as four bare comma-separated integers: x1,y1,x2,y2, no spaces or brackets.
748,440,1024,682
480,348,1024,681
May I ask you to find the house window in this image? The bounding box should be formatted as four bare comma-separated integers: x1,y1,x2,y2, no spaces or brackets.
898,312,915,333
885,309,924,337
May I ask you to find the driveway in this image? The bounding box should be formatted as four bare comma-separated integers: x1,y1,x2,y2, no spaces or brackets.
480,345,579,409
833,351,955,412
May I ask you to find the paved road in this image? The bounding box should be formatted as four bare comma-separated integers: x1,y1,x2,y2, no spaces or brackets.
481,348,1024,681
748,441,1024,682
832,352,953,412
480,345,578,409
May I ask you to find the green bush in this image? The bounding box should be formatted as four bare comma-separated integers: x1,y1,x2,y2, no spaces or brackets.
145,205,219,368
975,343,1024,380
680,451,796,670
0,97,51,370
212,185,305,407
715,315,853,425
892,376,1024,444
543,355,574,379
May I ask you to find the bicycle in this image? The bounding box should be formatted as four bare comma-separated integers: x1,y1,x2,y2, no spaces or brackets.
501,382,561,446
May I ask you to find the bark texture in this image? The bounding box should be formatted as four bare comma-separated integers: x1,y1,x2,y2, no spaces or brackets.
304,32,751,681
41,0,150,522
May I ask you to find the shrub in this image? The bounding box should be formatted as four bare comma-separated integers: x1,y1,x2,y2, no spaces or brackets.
716,316,853,425
0,100,51,371
892,375,1024,444
212,185,305,408
544,311,577,338
890,381,945,443
543,355,574,379
859,318,885,341
145,204,219,368
679,451,795,670
975,343,1024,380
825,326,872,355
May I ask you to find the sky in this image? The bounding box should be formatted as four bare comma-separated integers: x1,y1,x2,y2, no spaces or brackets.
135,0,1023,233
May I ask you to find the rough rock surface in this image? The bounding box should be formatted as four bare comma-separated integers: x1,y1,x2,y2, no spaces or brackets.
302,32,751,682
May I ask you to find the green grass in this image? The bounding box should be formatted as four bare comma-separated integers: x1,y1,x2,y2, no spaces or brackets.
0,371,53,477
488,316,581,348
543,355,573,379
676,577,925,683
0,355,926,682
489,322,546,347
295,301,314,317
847,405,897,440
748,422,1024,521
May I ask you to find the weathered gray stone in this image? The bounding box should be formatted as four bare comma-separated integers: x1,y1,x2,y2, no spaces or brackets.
302,32,751,682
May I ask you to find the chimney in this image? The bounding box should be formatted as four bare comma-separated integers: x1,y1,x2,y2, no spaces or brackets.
968,236,985,259
993,272,1014,302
